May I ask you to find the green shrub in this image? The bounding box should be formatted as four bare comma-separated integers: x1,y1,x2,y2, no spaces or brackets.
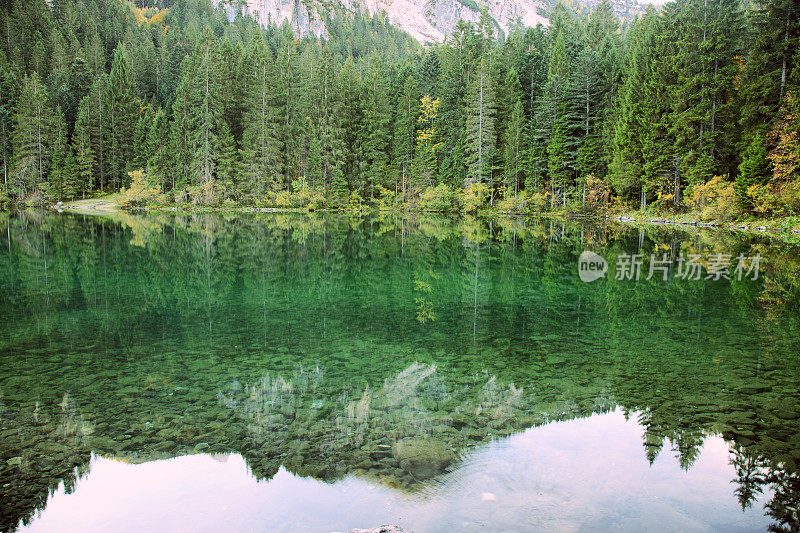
346,191,365,212
263,178,326,210
460,182,491,213
685,175,740,221
119,170,165,209
374,185,401,210
747,180,800,217
418,183,459,212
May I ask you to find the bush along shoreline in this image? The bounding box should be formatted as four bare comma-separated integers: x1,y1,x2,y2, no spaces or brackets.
46,174,800,238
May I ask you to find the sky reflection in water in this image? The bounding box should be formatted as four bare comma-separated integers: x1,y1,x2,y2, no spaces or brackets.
23,410,771,533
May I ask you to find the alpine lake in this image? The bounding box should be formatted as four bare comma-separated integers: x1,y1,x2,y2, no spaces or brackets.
0,210,799,532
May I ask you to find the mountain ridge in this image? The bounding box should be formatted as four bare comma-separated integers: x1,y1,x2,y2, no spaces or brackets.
216,0,649,43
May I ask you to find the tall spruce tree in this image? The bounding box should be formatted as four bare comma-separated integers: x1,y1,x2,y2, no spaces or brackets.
105,44,140,190
464,57,496,188
185,29,225,203
501,68,525,196
393,75,418,199
10,73,54,198
240,35,282,198
363,54,391,197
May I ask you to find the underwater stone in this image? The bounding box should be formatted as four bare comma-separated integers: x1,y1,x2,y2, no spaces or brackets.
391,437,456,480
154,440,176,452
193,442,210,453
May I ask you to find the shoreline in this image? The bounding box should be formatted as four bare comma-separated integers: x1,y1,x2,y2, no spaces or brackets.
44,199,800,239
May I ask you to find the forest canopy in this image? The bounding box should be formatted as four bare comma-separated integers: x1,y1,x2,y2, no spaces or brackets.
0,0,798,218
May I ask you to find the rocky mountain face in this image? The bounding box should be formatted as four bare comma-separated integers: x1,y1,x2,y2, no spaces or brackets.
218,0,551,43
218,0,650,42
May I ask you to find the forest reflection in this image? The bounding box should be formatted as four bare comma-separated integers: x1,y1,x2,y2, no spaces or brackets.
0,211,798,532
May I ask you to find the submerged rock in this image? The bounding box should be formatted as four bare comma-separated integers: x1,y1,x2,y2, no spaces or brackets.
391,437,455,480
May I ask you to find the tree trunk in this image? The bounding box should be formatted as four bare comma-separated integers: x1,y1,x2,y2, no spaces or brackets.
780,4,791,100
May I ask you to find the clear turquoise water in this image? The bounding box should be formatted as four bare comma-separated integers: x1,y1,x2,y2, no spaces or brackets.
0,212,798,532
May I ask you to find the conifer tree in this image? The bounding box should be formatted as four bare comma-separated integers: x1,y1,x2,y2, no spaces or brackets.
276,37,300,188
464,57,496,188
336,57,364,194
185,30,225,202
436,45,467,188
133,105,153,170
48,105,71,200
84,75,108,193
10,73,54,198
72,95,95,198
503,98,525,197
393,75,418,199
312,45,345,200
739,0,798,138
146,107,168,191
532,28,569,194
105,44,140,190
215,121,238,200
241,36,282,198
610,13,672,208
736,133,773,203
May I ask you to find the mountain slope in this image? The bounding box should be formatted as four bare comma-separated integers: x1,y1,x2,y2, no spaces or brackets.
219,0,649,43
219,0,552,43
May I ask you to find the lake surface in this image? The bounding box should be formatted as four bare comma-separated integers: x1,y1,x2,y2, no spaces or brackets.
0,211,799,532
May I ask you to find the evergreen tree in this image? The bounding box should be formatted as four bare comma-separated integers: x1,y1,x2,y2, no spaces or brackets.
0,59,18,193
393,75,418,199
464,58,496,188
85,74,108,193
363,53,391,197
436,45,467,188
336,57,364,195
185,29,225,203
48,105,71,200
500,68,525,196
105,44,140,190
739,0,799,137
567,48,603,192
312,44,345,200
132,105,153,170
736,132,773,205
418,49,441,97
532,28,569,195
276,36,300,188
66,55,92,136
547,114,569,205
146,107,168,191
168,72,191,194
240,35,282,198
9,73,54,198
215,120,239,200
610,13,672,209
503,98,525,197
72,95,95,198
